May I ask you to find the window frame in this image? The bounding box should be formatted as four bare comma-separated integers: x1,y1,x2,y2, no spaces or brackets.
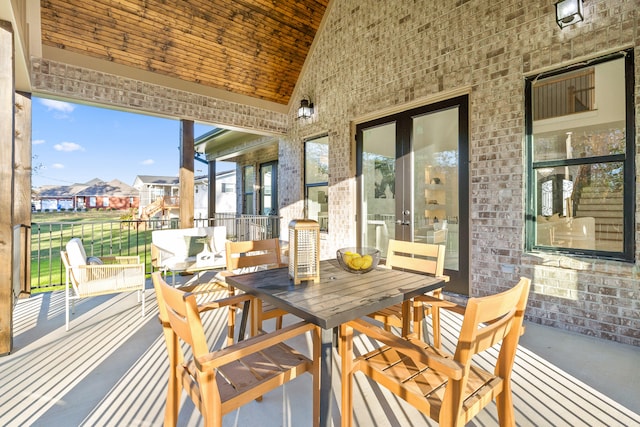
242,165,255,215
304,135,329,232
525,49,635,261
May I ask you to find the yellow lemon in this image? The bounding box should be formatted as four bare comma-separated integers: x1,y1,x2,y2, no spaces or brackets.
351,256,364,270
361,254,373,270
343,253,354,265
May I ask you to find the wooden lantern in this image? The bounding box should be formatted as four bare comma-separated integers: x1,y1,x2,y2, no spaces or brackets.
288,219,320,284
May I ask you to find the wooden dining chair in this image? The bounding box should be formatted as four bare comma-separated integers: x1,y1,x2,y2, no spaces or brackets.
221,238,289,337
154,272,247,346
366,239,449,344
152,272,321,427
341,276,531,427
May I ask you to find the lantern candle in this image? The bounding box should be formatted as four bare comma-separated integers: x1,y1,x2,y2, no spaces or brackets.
288,219,320,284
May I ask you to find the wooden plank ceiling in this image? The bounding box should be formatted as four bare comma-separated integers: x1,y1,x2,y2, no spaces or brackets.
40,0,329,105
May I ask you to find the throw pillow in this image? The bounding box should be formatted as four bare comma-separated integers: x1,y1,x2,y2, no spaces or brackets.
184,235,205,257
86,256,104,265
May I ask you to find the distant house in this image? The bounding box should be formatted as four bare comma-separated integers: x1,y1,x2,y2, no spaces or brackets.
34,178,139,211
132,175,180,218
134,171,236,220
75,179,139,210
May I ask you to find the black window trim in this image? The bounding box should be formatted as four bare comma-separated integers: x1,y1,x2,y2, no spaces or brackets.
525,48,635,262
304,134,329,230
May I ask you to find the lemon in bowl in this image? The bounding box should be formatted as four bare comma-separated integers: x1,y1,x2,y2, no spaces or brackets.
336,247,380,274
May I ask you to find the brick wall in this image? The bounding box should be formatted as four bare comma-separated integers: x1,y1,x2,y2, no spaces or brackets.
285,0,640,345
30,58,288,135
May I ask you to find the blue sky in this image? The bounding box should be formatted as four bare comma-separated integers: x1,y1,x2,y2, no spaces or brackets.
31,97,225,188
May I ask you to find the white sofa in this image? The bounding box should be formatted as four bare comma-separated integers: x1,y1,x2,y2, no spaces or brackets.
151,226,228,276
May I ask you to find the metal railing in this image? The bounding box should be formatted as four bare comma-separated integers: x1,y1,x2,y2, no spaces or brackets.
30,214,280,292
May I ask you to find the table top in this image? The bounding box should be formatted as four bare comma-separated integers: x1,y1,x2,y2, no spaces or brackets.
225,259,445,329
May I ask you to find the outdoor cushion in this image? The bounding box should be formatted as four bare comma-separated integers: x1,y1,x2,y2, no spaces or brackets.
210,226,227,254
66,238,88,268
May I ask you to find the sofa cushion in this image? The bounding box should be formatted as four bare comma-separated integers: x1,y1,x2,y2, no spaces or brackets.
152,229,192,259
210,226,227,254
66,238,88,268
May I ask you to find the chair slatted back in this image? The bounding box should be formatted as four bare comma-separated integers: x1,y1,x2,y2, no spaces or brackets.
225,238,282,272
386,239,445,277
153,272,209,357
454,277,531,365
342,277,531,427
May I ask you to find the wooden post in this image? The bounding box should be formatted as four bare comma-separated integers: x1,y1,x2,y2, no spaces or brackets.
179,119,194,229
14,92,31,298
0,20,15,355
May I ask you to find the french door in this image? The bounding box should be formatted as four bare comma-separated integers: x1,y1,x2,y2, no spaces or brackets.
356,95,469,294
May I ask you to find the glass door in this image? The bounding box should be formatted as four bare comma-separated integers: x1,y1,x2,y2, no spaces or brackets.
357,96,469,294
359,121,398,258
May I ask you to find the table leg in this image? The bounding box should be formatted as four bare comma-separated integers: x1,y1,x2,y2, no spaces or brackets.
237,300,250,342
320,327,333,427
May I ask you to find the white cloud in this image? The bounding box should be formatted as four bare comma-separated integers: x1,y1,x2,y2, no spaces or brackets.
54,142,84,152
52,163,64,169
40,99,75,113
141,159,155,165
32,139,45,145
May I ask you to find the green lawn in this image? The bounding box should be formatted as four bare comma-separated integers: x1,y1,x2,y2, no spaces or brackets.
31,210,155,293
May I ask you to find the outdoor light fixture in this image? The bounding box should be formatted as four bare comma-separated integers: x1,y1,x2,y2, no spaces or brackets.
297,98,314,119
555,0,584,28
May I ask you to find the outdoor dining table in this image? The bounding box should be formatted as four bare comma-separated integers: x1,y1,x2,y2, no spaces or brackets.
225,258,445,427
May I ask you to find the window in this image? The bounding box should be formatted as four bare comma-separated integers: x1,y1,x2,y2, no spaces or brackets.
221,183,233,193
533,68,595,120
260,161,278,215
89,197,96,207
243,165,255,214
526,50,635,260
305,135,329,232
103,197,109,207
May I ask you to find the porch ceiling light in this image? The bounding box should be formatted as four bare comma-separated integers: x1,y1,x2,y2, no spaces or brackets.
555,0,584,28
297,98,314,119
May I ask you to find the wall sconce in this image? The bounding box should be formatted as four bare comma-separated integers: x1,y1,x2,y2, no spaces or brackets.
555,0,584,28
297,98,314,119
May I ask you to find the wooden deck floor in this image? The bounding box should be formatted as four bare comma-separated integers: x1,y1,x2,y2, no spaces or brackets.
1,273,639,426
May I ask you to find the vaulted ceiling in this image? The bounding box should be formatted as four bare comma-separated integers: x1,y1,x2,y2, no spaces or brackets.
39,0,330,107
